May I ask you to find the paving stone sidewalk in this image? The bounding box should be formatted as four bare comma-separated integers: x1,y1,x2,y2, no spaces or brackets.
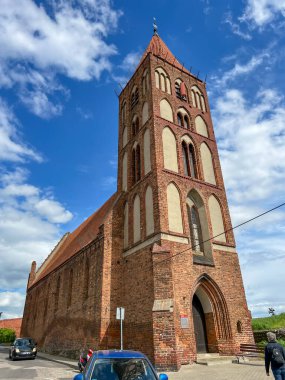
164,361,269,380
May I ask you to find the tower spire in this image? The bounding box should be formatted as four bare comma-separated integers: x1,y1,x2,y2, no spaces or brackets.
153,17,158,36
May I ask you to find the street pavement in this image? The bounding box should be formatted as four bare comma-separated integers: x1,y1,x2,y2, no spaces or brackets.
0,345,271,380
0,346,77,380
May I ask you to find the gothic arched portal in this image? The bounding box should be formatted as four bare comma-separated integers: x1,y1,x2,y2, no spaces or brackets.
192,274,232,354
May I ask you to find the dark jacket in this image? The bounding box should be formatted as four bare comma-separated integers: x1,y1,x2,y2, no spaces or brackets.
265,342,285,372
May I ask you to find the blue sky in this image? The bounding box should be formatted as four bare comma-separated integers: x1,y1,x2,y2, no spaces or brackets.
0,0,285,319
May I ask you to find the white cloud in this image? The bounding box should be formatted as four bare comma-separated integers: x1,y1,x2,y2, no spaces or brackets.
0,98,42,162
241,0,285,27
211,52,269,87
0,0,122,117
0,291,26,319
211,85,285,317
120,52,141,72
35,199,73,223
0,167,73,297
224,12,252,40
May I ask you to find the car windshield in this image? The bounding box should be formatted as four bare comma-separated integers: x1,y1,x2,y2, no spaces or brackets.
16,339,34,347
90,358,157,380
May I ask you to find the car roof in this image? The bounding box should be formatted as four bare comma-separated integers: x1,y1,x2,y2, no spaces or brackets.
94,350,146,359
16,337,33,340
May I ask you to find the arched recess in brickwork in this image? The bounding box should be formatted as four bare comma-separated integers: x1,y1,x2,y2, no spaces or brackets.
208,195,226,242
145,186,154,236
155,67,171,94
181,135,198,179
123,202,128,248
83,257,89,299
142,102,149,125
142,69,149,95
121,100,126,125
122,152,128,191
143,128,151,175
160,99,173,122
191,85,206,112
67,268,73,307
192,274,232,343
195,116,208,137
167,182,183,233
175,78,188,101
200,143,216,185
186,189,211,256
162,127,178,172
133,195,141,243
122,127,128,147
54,276,61,312
177,107,190,129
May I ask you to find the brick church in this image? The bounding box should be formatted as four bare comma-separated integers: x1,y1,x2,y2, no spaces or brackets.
21,28,254,370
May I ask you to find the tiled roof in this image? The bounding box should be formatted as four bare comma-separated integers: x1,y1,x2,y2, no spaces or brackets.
140,34,190,74
32,192,118,285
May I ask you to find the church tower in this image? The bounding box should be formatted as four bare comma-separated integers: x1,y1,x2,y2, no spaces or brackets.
21,25,254,373
114,27,254,370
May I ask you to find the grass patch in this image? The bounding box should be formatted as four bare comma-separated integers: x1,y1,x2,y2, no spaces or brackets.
252,313,285,331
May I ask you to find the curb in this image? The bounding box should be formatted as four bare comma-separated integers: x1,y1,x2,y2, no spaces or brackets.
36,352,78,371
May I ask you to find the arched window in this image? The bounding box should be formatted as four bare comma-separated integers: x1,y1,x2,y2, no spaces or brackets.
182,140,197,178
177,112,183,127
142,102,149,125
131,86,139,109
177,107,190,128
143,128,151,174
188,205,204,252
122,127,128,147
133,195,141,243
121,101,126,125
191,85,206,112
142,69,149,95
145,186,154,236
123,202,128,248
186,190,212,256
155,67,171,94
184,115,190,129
175,79,188,101
132,116,139,136
132,143,141,184
122,152,128,191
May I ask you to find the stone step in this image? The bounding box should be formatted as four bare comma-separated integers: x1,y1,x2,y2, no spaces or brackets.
196,354,236,366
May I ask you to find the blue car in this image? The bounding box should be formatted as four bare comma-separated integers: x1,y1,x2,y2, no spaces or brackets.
73,350,168,380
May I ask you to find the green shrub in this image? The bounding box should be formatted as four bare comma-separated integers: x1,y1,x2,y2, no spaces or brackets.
0,328,16,343
252,313,285,331
257,339,285,349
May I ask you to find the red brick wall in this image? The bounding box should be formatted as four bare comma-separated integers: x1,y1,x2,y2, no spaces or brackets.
0,318,22,338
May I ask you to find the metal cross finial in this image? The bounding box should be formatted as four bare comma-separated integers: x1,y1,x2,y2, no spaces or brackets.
153,17,158,35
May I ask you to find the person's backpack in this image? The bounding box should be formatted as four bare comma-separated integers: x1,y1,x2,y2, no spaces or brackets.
272,346,285,365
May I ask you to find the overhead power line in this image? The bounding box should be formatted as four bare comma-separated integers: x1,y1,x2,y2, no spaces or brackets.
156,201,285,266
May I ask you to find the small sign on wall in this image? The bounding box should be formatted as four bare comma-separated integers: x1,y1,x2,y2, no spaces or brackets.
180,314,189,329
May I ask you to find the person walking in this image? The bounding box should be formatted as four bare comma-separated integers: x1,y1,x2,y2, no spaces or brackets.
265,332,285,379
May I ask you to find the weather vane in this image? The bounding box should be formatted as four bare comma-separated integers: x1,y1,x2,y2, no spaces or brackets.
153,17,158,35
